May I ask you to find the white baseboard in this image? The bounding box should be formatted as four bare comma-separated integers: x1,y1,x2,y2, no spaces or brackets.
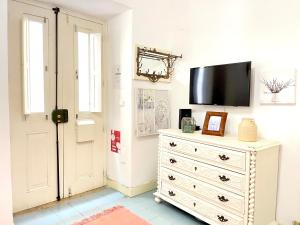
106,179,156,197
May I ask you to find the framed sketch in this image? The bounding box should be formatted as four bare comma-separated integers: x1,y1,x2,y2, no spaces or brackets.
202,111,228,136
260,68,297,104
135,88,170,136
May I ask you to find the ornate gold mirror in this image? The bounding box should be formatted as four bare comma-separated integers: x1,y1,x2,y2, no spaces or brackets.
136,47,182,83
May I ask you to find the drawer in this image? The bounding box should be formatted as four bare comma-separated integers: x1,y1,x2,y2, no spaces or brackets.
161,152,246,193
161,136,195,154
160,168,245,214
161,136,246,171
193,159,246,193
161,151,195,174
161,182,194,210
161,182,244,225
194,197,245,225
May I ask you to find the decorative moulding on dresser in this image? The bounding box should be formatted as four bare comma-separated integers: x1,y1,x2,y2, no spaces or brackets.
154,129,280,225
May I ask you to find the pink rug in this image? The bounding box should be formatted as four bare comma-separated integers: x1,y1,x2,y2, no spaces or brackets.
72,206,151,225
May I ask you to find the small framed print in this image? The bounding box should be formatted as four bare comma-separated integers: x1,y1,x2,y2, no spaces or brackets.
202,111,228,136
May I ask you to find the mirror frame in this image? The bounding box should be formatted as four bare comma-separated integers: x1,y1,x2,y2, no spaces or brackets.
136,47,182,83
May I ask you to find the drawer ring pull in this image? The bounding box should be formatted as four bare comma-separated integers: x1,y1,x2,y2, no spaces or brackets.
194,148,197,152
193,202,196,207
219,175,230,182
217,215,228,222
169,158,177,164
218,195,229,202
194,167,197,171
168,175,176,181
169,142,177,147
168,191,176,197
219,154,230,161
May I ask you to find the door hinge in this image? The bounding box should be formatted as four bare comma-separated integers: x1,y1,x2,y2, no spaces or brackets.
75,70,78,79
76,114,78,119
44,17,47,23
68,187,72,197
45,65,48,72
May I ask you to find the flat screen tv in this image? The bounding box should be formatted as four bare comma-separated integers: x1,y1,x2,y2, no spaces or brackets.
189,61,251,106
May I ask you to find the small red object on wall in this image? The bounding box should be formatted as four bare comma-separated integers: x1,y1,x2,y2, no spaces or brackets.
111,130,121,153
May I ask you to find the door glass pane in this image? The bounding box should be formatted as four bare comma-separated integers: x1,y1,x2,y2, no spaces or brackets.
90,33,101,112
23,18,45,114
77,32,90,112
77,30,101,113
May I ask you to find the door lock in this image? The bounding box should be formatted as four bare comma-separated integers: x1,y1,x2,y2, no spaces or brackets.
52,109,69,123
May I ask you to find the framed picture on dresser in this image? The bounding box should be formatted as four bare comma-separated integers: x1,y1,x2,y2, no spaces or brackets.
202,111,228,136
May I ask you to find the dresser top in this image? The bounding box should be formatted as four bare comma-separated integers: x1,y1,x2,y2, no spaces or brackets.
159,129,280,152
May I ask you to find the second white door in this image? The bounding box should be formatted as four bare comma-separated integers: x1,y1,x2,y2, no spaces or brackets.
59,14,105,197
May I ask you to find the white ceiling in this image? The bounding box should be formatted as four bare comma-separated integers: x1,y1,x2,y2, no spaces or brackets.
37,0,129,19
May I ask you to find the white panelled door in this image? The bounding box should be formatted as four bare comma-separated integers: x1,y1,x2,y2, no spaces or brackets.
60,15,105,197
9,2,57,212
9,1,105,212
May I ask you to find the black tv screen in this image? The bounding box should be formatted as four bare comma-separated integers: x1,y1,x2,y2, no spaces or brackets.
189,61,251,106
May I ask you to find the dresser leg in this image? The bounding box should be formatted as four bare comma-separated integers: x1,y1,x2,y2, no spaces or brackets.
154,196,162,203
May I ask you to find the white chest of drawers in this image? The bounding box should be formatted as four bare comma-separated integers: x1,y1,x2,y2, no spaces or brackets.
154,129,280,225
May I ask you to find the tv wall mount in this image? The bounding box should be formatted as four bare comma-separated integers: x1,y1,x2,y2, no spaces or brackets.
136,47,182,83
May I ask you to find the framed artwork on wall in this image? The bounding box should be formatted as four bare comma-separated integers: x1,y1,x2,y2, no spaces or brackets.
259,68,297,104
135,88,170,136
202,111,228,137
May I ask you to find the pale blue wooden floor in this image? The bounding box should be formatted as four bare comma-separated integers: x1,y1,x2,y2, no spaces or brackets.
14,188,208,225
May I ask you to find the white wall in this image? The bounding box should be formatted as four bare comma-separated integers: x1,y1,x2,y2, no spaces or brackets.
117,0,178,187
169,1,300,225
0,0,14,224
106,10,133,187
110,0,300,224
